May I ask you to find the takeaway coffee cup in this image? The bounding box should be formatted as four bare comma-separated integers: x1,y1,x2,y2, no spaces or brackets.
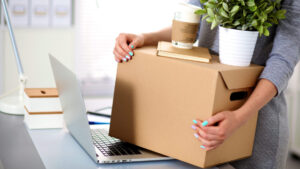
172,3,201,49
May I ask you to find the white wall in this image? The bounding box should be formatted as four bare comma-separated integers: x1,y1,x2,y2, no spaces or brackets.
287,63,300,155
2,28,75,93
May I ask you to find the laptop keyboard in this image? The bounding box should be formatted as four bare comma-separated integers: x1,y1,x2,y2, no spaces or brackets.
91,129,141,156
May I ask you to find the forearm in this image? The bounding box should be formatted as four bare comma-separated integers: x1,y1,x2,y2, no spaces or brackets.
142,26,172,46
237,79,277,123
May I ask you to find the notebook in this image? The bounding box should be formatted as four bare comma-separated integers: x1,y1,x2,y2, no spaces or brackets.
157,41,211,63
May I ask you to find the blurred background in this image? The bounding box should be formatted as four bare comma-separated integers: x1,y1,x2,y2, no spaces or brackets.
0,0,299,168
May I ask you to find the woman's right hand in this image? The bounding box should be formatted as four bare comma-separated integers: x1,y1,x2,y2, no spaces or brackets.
113,33,145,63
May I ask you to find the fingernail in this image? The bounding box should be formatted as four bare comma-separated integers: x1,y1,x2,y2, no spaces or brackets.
193,120,197,124
202,121,208,127
200,145,206,149
129,51,133,56
191,125,196,130
131,45,134,49
194,133,199,138
125,55,130,59
122,58,127,62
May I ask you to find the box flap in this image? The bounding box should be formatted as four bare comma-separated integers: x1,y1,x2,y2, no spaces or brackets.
219,67,263,90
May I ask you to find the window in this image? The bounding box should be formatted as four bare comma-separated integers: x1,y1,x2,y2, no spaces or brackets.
75,0,183,96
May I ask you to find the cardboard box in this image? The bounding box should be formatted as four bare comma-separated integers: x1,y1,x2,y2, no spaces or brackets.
110,46,263,168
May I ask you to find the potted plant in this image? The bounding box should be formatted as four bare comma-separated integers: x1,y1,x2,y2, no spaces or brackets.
195,0,286,66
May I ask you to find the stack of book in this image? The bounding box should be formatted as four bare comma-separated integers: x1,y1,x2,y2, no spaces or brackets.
24,88,63,129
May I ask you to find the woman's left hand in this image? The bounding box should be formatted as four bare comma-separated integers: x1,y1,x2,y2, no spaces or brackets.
192,110,246,151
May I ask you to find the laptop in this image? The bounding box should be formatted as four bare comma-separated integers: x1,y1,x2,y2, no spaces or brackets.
49,55,171,163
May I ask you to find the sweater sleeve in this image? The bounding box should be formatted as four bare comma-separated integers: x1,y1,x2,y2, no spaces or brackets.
187,0,202,41
188,0,201,6
259,0,300,96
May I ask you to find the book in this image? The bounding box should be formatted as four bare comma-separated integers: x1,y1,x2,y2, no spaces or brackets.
157,41,211,63
24,88,62,113
24,111,64,129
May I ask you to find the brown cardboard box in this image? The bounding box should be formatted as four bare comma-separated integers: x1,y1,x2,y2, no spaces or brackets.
110,46,264,168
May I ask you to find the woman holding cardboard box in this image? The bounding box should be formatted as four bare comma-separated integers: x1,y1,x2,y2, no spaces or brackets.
113,0,300,168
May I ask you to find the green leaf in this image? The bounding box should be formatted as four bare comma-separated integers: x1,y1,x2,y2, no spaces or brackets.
206,16,214,23
246,0,255,7
223,20,232,25
263,27,270,36
275,9,286,19
216,16,222,22
249,5,257,12
202,15,209,21
207,8,214,17
222,2,229,12
264,22,272,27
206,2,217,8
211,18,218,29
242,24,248,30
243,9,247,17
265,6,273,14
233,20,241,26
200,0,208,3
258,25,264,36
261,12,268,22
230,5,240,14
220,8,229,18
194,9,207,15
226,25,234,29
239,0,246,6
251,19,258,27
261,2,268,9
273,17,279,24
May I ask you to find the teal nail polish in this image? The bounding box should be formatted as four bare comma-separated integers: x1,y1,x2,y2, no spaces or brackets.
125,55,130,59
191,125,196,130
202,120,208,127
200,145,206,149
129,51,133,56
122,58,127,62
193,120,197,124
194,133,199,138
131,45,134,49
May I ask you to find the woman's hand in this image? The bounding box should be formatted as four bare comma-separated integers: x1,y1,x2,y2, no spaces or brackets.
191,79,277,151
191,110,247,151
113,33,145,63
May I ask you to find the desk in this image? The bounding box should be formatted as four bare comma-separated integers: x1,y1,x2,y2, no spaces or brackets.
0,97,208,169
29,126,202,169
0,113,45,169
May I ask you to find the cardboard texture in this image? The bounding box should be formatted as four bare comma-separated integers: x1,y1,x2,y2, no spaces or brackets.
110,46,264,168
157,41,211,63
24,88,59,98
172,20,199,43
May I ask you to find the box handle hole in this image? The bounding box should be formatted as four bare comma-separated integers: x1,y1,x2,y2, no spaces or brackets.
230,91,248,101
40,90,46,94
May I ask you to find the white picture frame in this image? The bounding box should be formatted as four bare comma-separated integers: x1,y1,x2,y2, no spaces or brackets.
30,0,50,27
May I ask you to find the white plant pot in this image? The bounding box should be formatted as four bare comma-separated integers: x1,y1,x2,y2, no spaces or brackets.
219,26,259,66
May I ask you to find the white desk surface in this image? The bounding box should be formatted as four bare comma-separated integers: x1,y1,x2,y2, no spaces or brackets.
28,127,201,169
28,97,202,169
